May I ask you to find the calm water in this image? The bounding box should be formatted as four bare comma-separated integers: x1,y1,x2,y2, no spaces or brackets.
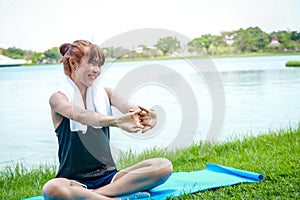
0,55,300,168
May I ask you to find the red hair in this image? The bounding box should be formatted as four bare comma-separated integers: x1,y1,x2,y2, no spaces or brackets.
59,40,105,76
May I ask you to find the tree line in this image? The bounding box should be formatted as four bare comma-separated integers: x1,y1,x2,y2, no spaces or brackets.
1,26,299,65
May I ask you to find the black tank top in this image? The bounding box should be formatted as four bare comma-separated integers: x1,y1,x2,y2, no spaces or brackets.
55,117,117,181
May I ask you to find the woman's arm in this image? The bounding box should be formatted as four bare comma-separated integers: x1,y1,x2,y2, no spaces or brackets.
49,92,143,133
104,88,157,133
105,87,138,114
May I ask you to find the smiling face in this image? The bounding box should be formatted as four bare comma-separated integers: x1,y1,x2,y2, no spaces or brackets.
74,55,102,87
59,40,105,90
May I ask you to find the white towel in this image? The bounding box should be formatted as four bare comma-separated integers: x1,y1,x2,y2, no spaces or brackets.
58,76,112,134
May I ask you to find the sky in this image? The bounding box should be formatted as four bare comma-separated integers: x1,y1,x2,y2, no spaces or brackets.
0,0,299,52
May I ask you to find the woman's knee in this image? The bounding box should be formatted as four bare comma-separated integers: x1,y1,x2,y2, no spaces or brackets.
147,158,173,187
42,178,71,198
151,158,173,178
161,158,173,175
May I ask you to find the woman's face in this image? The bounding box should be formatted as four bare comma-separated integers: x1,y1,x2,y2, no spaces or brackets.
74,55,101,87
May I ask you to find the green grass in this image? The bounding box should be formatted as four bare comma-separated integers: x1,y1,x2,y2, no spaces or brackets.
286,61,300,67
1,125,299,200
0,164,56,200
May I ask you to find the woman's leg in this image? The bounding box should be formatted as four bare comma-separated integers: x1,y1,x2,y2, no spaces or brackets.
93,158,173,197
42,178,114,200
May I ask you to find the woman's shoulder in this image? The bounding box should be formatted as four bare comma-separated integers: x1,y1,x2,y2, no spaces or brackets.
49,91,69,106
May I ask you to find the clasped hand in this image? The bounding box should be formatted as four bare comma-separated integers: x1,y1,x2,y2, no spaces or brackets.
117,106,157,133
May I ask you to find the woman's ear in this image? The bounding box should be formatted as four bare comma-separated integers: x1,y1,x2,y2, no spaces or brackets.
69,59,78,71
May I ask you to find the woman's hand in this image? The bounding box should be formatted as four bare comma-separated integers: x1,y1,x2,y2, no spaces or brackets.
137,106,157,133
116,109,144,133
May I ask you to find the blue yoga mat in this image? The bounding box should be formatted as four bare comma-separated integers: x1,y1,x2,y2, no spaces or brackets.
23,163,264,200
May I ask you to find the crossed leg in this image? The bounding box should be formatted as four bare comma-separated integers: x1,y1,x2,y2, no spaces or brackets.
42,178,113,200
42,158,172,199
93,158,172,197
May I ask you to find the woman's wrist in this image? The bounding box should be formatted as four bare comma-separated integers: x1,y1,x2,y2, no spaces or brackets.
113,116,120,128
96,114,119,127
111,116,120,128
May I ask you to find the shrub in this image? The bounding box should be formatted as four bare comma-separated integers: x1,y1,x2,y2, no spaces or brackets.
285,61,300,67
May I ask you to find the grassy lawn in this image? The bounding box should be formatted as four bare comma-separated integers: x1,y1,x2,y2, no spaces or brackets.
286,61,300,67
1,125,299,199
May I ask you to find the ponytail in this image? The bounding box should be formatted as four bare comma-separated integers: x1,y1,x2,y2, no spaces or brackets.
59,43,71,56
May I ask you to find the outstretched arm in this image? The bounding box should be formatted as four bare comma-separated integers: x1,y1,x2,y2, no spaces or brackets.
49,92,144,133
105,87,138,114
105,88,157,133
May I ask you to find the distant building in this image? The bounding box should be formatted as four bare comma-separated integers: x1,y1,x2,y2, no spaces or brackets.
268,34,281,47
0,54,26,67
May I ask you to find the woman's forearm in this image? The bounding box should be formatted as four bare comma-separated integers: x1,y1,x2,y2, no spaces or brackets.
105,87,139,113
73,107,118,127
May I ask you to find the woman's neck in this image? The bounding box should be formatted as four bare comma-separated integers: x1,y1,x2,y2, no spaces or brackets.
70,76,87,107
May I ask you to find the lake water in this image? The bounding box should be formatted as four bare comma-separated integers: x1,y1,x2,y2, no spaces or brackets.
0,55,299,168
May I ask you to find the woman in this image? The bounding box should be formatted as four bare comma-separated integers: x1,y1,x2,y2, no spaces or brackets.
42,40,172,200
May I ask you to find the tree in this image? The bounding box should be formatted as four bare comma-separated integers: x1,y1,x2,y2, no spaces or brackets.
24,50,43,64
102,47,114,59
233,27,269,53
155,37,180,55
2,47,25,59
189,34,213,55
187,40,202,55
290,31,300,41
274,30,300,50
113,47,129,59
44,47,61,63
